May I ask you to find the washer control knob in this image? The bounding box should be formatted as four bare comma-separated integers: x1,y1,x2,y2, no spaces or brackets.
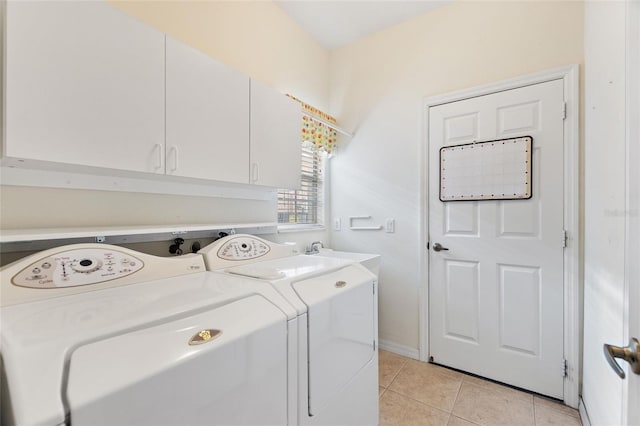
72,258,103,273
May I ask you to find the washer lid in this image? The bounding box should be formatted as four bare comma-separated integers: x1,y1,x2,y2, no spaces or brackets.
227,265,287,280
0,271,296,426
66,295,288,426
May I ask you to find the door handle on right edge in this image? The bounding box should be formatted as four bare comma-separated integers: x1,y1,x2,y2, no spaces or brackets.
603,337,640,379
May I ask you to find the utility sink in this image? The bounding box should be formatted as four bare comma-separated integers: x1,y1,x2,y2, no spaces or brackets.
313,248,380,276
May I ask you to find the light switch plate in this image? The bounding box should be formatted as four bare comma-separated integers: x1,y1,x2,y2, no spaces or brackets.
334,218,341,231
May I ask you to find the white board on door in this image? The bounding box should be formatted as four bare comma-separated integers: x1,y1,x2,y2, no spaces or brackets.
439,136,532,201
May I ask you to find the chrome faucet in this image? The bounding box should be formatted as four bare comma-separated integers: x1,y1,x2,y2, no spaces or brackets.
306,241,324,254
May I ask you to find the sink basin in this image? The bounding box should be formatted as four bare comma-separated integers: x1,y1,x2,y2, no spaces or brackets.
314,248,380,276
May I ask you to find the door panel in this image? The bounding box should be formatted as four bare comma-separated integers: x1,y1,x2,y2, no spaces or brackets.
497,101,540,134
429,79,565,398
498,264,540,355
498,200,541,238
445,113,479,143
444,260,480,342
445,203,479,235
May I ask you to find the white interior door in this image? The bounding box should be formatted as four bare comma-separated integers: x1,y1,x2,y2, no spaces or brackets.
627,3,640,423
428,79,566,398
583,1,640,424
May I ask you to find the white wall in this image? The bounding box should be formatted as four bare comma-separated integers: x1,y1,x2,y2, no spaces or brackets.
328,1,584,351
1,1,330,250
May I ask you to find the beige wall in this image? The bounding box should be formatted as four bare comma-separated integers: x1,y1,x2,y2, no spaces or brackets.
109,0,330,110
1,1,330,250
328,1,584,351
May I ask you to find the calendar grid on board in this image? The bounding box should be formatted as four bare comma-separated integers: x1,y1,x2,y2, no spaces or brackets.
439,136,532,202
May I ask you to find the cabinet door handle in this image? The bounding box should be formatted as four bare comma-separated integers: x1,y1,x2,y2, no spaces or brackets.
251,163,259,183
169,146,178,173
154,143,163,171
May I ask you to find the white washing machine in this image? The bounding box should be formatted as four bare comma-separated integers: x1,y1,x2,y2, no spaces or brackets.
0,243,297,426
199,235,380,426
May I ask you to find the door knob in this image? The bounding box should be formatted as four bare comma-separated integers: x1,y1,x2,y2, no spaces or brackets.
433,243,449,252
603,337,640,379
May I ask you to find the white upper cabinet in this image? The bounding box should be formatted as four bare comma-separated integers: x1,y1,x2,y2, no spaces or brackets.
165,36,249,183
4,1,165,173
4,1,303,191
249,80,302,189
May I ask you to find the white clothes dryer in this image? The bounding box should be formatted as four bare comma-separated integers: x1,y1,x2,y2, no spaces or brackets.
0,243,297,426
199,235,380,426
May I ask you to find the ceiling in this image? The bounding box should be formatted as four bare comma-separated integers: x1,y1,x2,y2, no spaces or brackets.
275,1,449,50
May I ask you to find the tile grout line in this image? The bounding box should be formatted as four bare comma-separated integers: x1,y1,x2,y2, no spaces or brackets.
449,372,465,418
384,358,409,391
379,387,387,399
382,389,453,419
383,360,465,416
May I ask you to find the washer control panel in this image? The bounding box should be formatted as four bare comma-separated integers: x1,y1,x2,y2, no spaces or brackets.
11,248,144,289
217,236,271,261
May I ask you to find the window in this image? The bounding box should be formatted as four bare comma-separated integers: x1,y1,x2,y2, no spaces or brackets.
278,142,326,226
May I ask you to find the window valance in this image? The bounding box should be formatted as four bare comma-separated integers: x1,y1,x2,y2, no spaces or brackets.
287,95,339,154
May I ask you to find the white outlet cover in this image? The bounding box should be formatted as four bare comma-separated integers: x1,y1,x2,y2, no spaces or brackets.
385,218,395,233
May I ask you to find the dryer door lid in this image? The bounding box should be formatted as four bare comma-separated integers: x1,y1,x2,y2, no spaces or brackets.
66,295,288,425
293,265,376,416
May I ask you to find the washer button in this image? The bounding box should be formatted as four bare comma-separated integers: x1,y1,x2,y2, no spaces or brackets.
26,275,45,280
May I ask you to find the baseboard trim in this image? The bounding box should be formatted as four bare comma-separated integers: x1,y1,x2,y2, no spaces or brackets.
378,339,420,360
579,398,592,426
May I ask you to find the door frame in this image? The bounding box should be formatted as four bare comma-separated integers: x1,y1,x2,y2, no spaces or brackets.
419,65,580,407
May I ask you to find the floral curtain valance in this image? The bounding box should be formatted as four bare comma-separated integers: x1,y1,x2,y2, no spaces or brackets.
288,95,339,154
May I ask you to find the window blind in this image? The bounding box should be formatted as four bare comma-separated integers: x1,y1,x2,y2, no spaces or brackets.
278,145,325,225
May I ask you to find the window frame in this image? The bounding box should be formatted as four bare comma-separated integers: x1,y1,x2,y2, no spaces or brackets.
277,144,329,233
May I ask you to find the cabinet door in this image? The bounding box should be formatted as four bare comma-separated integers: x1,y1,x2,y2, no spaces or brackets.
5,1,165,173
166,36,249,183
249,80,302,189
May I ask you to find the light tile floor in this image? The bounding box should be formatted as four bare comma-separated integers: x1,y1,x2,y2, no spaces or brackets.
379,350,582,426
